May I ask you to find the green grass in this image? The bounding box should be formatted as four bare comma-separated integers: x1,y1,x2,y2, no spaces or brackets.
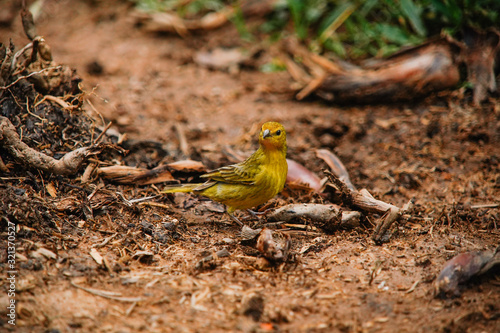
132,0,500,59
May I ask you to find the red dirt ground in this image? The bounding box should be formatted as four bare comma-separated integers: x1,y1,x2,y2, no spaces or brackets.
1,1,499,332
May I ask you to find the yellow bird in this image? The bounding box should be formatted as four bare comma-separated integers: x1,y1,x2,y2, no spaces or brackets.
162,121,288,225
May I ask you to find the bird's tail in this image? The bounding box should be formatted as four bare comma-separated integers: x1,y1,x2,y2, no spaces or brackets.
161,183,201,194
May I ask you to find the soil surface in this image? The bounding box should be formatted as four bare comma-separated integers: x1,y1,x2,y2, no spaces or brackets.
1,1,499,332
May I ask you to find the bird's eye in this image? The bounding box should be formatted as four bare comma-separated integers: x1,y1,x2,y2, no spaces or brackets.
276,130,281,136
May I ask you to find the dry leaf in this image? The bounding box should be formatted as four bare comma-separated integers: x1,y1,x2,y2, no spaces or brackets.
286,158,322,192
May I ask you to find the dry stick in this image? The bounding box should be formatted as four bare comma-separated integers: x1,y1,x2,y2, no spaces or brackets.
125,302,137,316
94,233,118,248
324,170,413,243
282,38,331,100
71,281,145,302
94,121,113,144
11,42,33,71
281,53,311,84
470,203,499,209
175,123,190,156
296,75,327,101
266,203,360,230
0,116,100,175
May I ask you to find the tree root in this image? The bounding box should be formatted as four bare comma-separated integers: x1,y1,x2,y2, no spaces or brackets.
0,116,100,175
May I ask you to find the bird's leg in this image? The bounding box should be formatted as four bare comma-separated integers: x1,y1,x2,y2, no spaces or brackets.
246,208,273,219
247,209,271,221
246,209,261,219
227,212,243,226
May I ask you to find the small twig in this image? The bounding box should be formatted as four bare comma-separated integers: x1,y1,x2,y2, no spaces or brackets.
128,195,160,204
296,74,327,100
85,98,106,127
116,191,133,207
470,203,499,209
125,302,137,316
71,281,145,302
405,279,420,294
35,95,77,111
94,233,118,248
279,230,323,236
195,249,231,270
94,121,112,144
175,122,190,156
0,66,61,90
10,42,32,72
81,162,97,184
138,201,170,209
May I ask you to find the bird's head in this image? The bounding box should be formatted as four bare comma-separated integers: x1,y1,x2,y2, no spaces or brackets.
259,121,287,152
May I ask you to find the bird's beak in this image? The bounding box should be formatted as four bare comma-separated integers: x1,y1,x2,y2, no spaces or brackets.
263,129,271,139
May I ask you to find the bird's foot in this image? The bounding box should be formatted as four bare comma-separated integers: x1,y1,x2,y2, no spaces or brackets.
246,208,273,220
228,213,244,226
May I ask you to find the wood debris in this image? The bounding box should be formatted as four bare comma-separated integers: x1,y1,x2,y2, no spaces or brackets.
282,34,500,103
98,160,206,185
256,228,290,261
434,247,500,298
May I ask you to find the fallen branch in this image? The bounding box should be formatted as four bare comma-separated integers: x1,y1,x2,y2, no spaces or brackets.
324,170,413,243
267,203,360,232
0,116,100,175
283,38,463,103
97,160,206,185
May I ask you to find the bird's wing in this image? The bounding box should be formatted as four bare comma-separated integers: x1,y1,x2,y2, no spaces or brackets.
200,162,259,185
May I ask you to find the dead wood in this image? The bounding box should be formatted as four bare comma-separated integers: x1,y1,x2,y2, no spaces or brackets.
283,38,465,103
98,165,175,185
98,160,206,185
256,228,290,261
285,31,500,104
0,116,100,175
324,170,413,243
267,203,360,232
434,247,500,298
